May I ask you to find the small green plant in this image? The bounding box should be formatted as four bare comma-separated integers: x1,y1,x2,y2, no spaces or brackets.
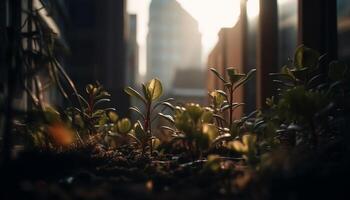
207,67,257,155
125,78,173,156
103,114,133,148
66,82,116,139
209,67,256,129
161,103,218,158
265,45,350,147
226,134,259,166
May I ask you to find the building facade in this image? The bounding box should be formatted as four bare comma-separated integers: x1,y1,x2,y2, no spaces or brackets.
64,0,129,115
126,14,139,88
147,0,202,90
207,23,246,118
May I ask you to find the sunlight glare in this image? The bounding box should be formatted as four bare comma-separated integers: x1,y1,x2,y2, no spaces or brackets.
127,0,242,77
247,0,260,19
177,0,241,56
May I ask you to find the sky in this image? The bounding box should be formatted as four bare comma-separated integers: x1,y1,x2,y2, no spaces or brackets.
127,0,260,76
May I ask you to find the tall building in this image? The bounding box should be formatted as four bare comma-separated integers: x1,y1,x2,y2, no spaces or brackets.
65,0,129,116
147,0,202,90
126,14,139,88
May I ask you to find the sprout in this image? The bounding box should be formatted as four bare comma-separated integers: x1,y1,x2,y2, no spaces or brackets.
125,78,173,156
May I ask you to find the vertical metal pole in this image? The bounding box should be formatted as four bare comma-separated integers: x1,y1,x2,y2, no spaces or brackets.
0,0,7,162
256,0,278,109
2,0,21,165
240,0,248,112
241,0,248,72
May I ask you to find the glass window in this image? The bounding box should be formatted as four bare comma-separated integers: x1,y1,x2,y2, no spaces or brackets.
277,0,298,67
337,0,350,64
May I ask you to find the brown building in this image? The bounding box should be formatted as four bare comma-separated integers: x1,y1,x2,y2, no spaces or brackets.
207,17,246,118
126,14,139,88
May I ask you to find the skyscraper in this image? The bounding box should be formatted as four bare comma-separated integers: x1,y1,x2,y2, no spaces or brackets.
147,0,202,90
65,0,129,116
126,14,139,88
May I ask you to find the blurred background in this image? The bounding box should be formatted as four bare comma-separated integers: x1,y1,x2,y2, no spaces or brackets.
1,0,350,117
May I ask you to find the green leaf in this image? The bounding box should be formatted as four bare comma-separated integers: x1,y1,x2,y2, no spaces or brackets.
86,84,94,94
158,113,175,124
142,83,151,101
185,103,204,123
210,90,226,108
92,109,105,118
215,90,227,97
94,98,111,108
294,45,320,69
129,106,145,120
128,133,141,144
221,103,244,112
124,87,147,104
134,121,146,141
213,114,227,124
202,124,219,141
211,133,233,146
43,106,61,123
209,67,227,83
227,67,245,83
146,78,163,101
201,110,214,123
153,98,175,110
152,137,161,149
107,111,119,122
117,118,132,134
307,74,323,87
160,126,177,133
95,91,111,100
233,69,256,91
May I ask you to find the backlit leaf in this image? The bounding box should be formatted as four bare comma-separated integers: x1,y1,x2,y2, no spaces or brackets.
209,67,227,83
146,78,163,101
124,87,147,104
117,118,132,134
294,45,320,69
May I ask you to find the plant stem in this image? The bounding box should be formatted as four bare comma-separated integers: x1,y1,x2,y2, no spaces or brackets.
144,102,152,155
229,86,233,128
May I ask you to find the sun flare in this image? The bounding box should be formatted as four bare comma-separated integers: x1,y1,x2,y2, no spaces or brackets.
127,0,250,76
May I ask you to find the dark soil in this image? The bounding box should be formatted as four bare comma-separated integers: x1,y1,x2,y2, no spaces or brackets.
1,141,349,200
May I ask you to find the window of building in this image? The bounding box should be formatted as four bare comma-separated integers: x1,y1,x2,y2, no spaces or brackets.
337,0,350,64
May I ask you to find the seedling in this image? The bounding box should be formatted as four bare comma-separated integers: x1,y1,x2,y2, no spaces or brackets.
66,82,116,139
161,103,219,158
125,78,173,155
209,67,256,129
266,45,350,147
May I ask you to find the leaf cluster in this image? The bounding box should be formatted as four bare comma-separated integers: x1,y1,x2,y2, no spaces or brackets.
264,45,350,147
125,78,173,156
